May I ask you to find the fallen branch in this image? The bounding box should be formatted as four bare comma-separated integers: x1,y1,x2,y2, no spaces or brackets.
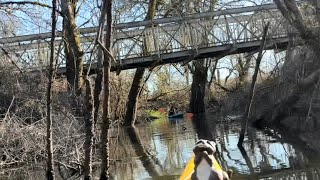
37,154,79,172
0,161,25,169
3,96,15,121
214,82,231,93
0,46,23,74
147,87,189,102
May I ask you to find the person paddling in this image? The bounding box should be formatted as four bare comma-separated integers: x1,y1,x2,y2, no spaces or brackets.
169,105,177,116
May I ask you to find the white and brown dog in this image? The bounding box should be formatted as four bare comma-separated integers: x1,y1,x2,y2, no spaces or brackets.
191,139,232,180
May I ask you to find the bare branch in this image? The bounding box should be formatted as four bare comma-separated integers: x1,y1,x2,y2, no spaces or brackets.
0,46,23,73
0,1,63,15
0,1,52,9
97,40,116,64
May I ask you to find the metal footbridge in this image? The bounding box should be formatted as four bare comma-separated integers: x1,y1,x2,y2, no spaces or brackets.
0,3,296,72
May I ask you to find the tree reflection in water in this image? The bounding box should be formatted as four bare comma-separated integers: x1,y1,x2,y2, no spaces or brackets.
126,126,163,178
191,113,215,141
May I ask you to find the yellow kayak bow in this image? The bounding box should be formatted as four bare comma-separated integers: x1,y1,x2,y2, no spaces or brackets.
179,154,222,180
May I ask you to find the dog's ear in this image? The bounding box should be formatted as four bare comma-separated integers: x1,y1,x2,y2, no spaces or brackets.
196,139,204,144
207,140,216,151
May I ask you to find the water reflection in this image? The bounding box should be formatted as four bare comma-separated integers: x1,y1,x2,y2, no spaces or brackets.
126,126,163,177
192,113,215,140
112,113,320,179
2,113,320,179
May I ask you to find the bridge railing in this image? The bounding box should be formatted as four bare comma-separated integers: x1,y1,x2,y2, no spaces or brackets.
0,3,295,70
112,8,292,63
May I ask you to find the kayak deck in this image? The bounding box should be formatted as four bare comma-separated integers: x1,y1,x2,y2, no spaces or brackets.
179,155,222,180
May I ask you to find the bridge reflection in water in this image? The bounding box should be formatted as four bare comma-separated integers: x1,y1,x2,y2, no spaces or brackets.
108,113,320,180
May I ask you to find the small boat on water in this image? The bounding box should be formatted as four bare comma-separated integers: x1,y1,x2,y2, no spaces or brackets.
168,112,184,119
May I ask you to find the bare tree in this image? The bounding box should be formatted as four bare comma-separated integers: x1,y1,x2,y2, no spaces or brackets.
100,0,112,178
189,60,210,113
83,78,94,180
46,0,58,178
60,0,84,96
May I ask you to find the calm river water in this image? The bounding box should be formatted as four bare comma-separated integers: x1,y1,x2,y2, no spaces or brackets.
110,113,320,180
2,113,320,179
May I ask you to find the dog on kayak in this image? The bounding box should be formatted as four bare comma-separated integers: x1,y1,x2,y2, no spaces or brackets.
191,139,232,180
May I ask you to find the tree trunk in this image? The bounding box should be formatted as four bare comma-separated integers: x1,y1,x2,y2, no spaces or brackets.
188,0,217,114
93,0,108,131
207,59,218,91
84,78,94,180
100,0,112,179
238,55,252,85
274,0,315,42
189,60,208,113
123,0,158,126
123,67,145,126
238,23,269,146
46,0,57,178
61,0,84,95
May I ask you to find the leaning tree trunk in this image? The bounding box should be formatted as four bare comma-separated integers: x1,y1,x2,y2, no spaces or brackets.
123,0,159,126
46,0,57,178
100,0,112,179
189,60,208,113
238,23,269,146
61,0,84,96
123,67,145,126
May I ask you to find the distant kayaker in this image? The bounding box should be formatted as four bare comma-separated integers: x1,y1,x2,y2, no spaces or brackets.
169,105,177,116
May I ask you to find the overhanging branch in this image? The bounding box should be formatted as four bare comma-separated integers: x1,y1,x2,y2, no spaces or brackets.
0,1,51,8
0,1,63,15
